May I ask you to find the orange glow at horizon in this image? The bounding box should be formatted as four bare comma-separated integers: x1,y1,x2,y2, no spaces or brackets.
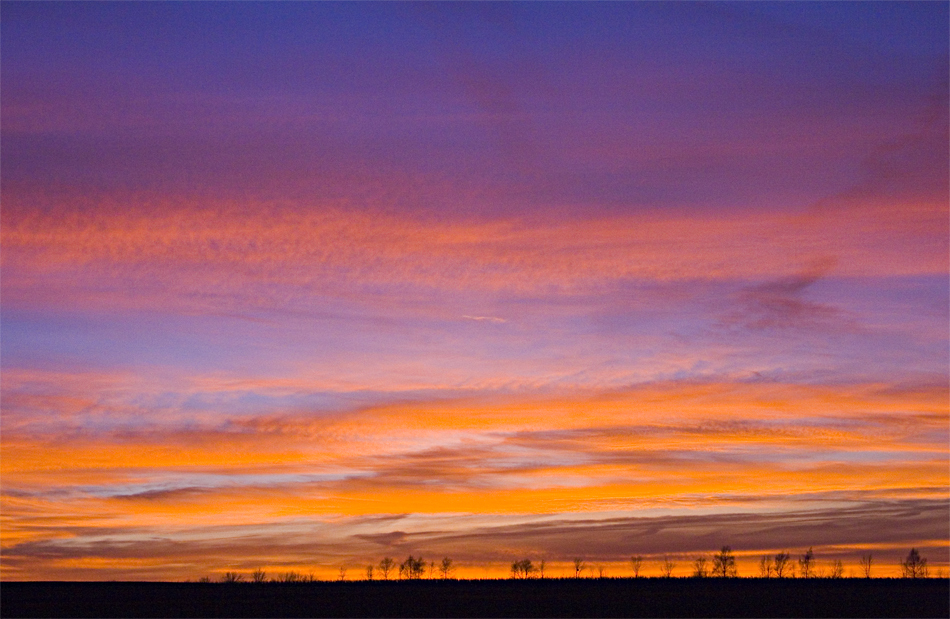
3,1,947,582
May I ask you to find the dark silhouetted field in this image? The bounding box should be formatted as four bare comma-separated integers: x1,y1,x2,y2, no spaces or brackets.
4,578,948,618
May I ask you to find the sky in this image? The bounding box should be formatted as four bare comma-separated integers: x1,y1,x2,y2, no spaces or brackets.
1,1,948,581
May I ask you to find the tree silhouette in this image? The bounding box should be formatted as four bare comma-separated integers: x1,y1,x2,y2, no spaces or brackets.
412,556,426,579
538,559,546,579
439,557,454,579
758,555,772,578
428,561,436,579
379,557,395,580
859,554,872,578
661,556,676,578
799,547,815,578
221,572,244,583
365,565,374,581
630,555,643,577
400,555,426,580
828,560,843,579
573,558,585,578
252,568,267,583
901,548,928,578
692,556,709,578
338,566,347,581
712,546,737,577
773,552,792,578
596,565,607,578
510,559,535,579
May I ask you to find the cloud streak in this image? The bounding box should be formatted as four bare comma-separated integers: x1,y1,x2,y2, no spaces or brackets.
2,500,946,580
1,2,946,581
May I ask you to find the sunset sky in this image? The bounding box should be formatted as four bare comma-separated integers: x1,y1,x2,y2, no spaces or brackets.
2,2,948,580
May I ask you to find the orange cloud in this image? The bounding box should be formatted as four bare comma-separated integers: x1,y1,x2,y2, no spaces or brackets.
3,499,946,581
2,195,946,316
4,379,945,519
3,360,946,580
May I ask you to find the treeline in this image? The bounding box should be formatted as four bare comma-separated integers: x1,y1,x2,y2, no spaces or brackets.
196,547,936,583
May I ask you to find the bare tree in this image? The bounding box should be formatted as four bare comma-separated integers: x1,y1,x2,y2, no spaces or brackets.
512,559,535,579
758,555,772,578
799,548,815,578
252,568,267,583
829,560,843,579
413,556,426,579
712,546,737,577
510,559,533,579
365,565,374,581
859,554,872,578
439,557,454,579
400,555,426,580
538,559,546,579
596,565,607,579
693,556,709,578
379,557,395,580
221,572,244,583
413,557,427,579
630,556,643,577
773,552,792,578
197,576,212,583
338,566,347,581
901,548,928,578
662,556,676,578
573,558,585,578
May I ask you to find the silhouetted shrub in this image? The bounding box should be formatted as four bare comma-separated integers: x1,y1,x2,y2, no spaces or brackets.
828,559,844,579
630,555,643,577
573,558,585,578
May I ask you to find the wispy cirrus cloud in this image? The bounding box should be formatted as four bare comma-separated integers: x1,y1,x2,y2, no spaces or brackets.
2,2,946,582
2,198,946,316
2,499,946,580
4,378,945,528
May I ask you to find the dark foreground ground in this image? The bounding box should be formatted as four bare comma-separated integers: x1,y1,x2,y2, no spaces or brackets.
4,578,948,618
